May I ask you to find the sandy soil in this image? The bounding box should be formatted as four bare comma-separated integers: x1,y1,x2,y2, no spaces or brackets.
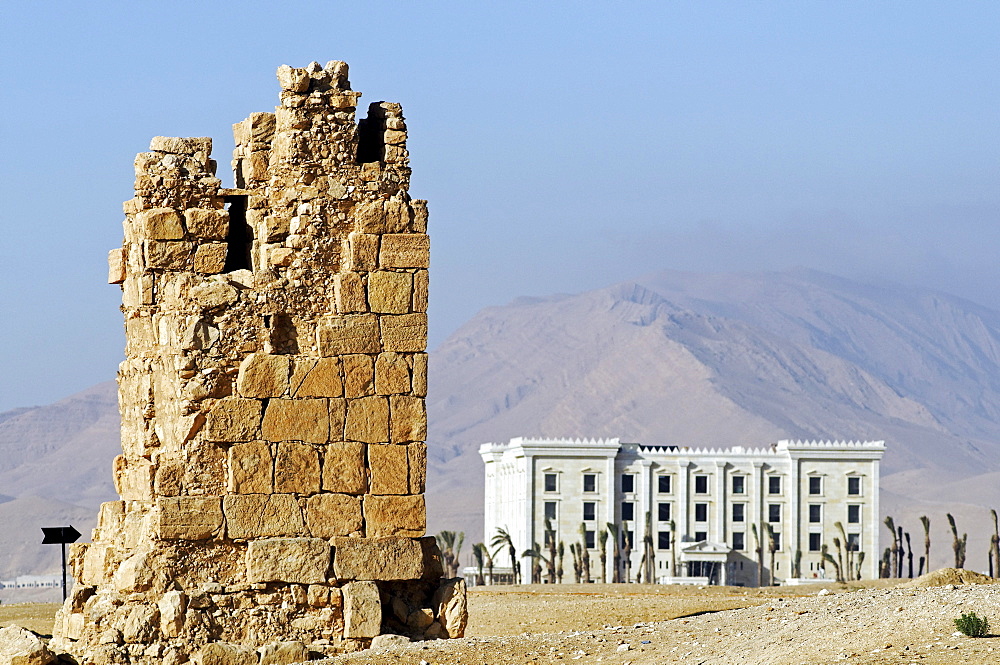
5,572,1000,664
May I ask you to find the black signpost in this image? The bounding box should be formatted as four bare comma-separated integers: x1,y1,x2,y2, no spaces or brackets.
42,525,81,601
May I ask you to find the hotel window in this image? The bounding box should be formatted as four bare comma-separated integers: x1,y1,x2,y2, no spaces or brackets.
768,503,781,523
809,504,822,523
695,530,707,541
768,476,782,495
694,503,708,522
621,530,634,548
583,473,597,492
621,501,635,521
544,501,557,520
732,503,745,522
658,502,671,521
809,532,822,552
621,474,635,493
848,476,861,496
694,475,709,494
847,533,860,550
583,501,596,521
847,504,861,524
657,531,672,549
658,475,671,493
772,532,782,551
585,530,596,548
544,473,558,492
732,532,745,551
732,475,745,494
809,476,822,495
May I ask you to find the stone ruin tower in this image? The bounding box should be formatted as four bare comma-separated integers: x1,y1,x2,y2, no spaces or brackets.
52,61,467,665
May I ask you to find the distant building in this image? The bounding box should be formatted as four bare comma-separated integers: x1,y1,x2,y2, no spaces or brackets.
479,437,885,586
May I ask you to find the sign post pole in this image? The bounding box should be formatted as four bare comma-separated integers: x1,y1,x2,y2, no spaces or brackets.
41,526,81,602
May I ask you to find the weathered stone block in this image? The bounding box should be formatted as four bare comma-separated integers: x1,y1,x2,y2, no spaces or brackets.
374,352,410,395
413,270,428,312
317,314,381,355
205,398,262,442
154,462,183,496
224,494,305,539
156,497,224,540
193,243,227,273
368,271,412,314
434,578,468,638
342,354,374,398
158,590,187,638
262,398,328,443
412,199,429,233
151,136,212,155
409,442,427,494
380,314,427,353
276,65,310,92
321,442,367,494
113,548,155,593
379,234,429,269
194,642,257,665
334,272,367,313
364,495,426,537
185,209,229,240
247,538,329,584
345,396,389,444
354,200,385,234
137,208,185,240
331,536,424,580
80,543,113,586
368,444,409,495
0,625,55,665
259,642,309,665
191,281,239,310
113,455,154,501
341,581,381,638
384,197,411,232
305,493,363,538
228,440,273,493
108,247,126,284
307,585,329,607
274,441,320,494
390,395,426,443
345,232,378,272
292,357,343,398
412,353,428,397
237,353,290,398
145,240,193,270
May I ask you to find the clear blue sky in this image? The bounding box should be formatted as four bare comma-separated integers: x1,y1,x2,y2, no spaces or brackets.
1,1,998,411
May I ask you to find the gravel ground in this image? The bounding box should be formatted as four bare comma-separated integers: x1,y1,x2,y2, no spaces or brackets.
325,581,1000,665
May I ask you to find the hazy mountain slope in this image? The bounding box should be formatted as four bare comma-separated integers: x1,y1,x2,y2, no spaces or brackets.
7,269,1000,578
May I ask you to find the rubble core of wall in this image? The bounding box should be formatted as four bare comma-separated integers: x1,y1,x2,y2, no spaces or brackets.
52,61,466,665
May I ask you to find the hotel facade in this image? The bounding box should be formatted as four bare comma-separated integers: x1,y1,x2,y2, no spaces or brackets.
479,437,885,586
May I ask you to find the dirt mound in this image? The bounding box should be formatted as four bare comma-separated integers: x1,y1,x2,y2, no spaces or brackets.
901,567,997,587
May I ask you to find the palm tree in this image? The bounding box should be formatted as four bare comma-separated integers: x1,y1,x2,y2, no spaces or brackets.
545,518,557,584
436,530,465,578
621,521,633,583
577,523,591,583
904,532,914,578
569,542,582,583
821,544,842,583
598,528,609,583
522,542,546,584
556,540,565,583
855,551,866,581
880,547,891,578
668,519,676,578
990,509,1000,579
833,537,845,583
884,516,898,578
606,523,621,583
482,542,494,585
919,515,931,576
491,527,520,585
763,522,777,585
792,549,802,579
751,523,764,587
471,543,486,585
835,522,852,581
642,511,656,584
897,526,905,578
946,513,967,569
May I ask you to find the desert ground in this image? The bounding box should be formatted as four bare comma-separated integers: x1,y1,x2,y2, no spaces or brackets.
3,571,1000,664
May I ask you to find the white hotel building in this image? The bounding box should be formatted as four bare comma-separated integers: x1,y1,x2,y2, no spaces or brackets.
479,437,885,586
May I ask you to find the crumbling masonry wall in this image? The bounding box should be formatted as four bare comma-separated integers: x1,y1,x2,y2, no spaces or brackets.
51,61,467,664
